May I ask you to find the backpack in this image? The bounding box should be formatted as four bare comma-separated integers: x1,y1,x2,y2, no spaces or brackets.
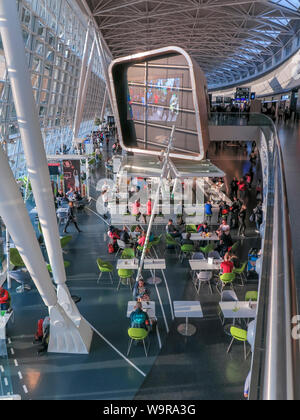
108,243,115,254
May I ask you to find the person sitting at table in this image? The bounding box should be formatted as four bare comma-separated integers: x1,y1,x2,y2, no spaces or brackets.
181,232,194,246
138,231,146,248
120,226,131,245
134,225,143,233
130,301,150,331
197,222,209,234
0,286,10,311
166,219,181,238
220,253,234,274
216,219,230,238
216,231,233,258
133,279,150,302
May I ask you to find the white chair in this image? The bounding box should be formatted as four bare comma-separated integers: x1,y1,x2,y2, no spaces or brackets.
218,290,238,325
208,251,221,260
115,239,126,259
195,271,213,294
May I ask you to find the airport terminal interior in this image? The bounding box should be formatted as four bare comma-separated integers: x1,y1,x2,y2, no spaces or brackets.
0,0,299,401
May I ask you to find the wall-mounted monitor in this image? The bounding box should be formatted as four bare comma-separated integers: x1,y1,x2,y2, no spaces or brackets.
109,46,210,161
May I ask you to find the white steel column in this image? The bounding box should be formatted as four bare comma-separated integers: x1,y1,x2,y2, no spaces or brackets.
77,38,96,137
0,145,93,354
73,21,91,142
0,0,87,326
95,32,114,113
100,88,108,122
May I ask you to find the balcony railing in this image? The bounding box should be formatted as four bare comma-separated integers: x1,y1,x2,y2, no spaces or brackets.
209,112,300,400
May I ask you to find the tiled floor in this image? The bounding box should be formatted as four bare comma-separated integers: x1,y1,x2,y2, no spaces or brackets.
3,140,263,400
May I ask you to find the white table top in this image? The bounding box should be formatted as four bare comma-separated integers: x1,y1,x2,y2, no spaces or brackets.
144,259,166,270
127,301,155,318
189,259,223,271
219,301,257,319
182,233,219,241
173,301,203,318
57,208,69,215
117,259,139,270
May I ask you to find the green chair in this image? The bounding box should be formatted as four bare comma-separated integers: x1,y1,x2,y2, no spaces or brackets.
121,248,135,259
127,328,150,357
137,243,153,257
117,269,134,291
60,235,73,254
130,225,137,232
186,224,198,233
245,291,258,302
165,234,179,255
200,243,215,257
47,260,70,273
227,326,249,360
179,244,195,263
230,241,240,253
217,272,236,294
233,262,247,286
151,234,162,255
97,258,114,284
10,248,25,268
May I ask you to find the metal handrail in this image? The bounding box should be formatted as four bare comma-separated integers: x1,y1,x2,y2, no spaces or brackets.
209,112,300,400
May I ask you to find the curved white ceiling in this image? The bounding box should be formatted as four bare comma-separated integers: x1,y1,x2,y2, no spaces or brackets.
84,0,300,88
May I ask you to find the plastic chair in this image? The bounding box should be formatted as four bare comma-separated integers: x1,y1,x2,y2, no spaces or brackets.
218,290,238,325
127,328,149,357
217,272,236,294
233,261,247,286
60,235,73,254
115,240,127,259
186,224,197,233
97,258,114,284
137,243,153,257
195,271,213,294
245,291,258,302
208,251,221,260
165,234,179,255
227,326,250,360
117,269,134,291
180,244,195,263
10,248,25,268
230,241,240,253
121,248,135,259
200,243,215,257
151,234,162,256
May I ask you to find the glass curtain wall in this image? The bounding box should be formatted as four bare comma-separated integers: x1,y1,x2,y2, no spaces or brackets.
0,0,108,178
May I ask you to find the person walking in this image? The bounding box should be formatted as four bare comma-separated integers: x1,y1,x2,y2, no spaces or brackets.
238,204,247,237
64,201,81,233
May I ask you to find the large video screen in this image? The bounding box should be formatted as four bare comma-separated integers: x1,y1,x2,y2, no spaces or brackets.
128,77,181,122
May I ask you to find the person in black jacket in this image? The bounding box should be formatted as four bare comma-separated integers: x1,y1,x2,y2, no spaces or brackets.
64,201,81,233
238,204,247,237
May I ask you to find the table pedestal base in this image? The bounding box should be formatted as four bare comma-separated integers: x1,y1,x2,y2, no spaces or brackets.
177,322,196,336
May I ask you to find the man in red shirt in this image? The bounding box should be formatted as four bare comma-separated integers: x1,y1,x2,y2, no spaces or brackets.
220,254,234,274
0,286,10,311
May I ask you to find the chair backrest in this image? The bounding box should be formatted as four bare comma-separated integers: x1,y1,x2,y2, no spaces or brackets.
181,244,194,252
121,248,135,259
208,251,221,259
220,272,235,282
186,224,197,233
221,290,238,302
117,240,126,249
192,252,205,260
197,271,212,280
10,248,25,267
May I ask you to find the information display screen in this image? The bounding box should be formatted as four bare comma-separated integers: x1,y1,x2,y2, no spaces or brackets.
235,87,250,101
